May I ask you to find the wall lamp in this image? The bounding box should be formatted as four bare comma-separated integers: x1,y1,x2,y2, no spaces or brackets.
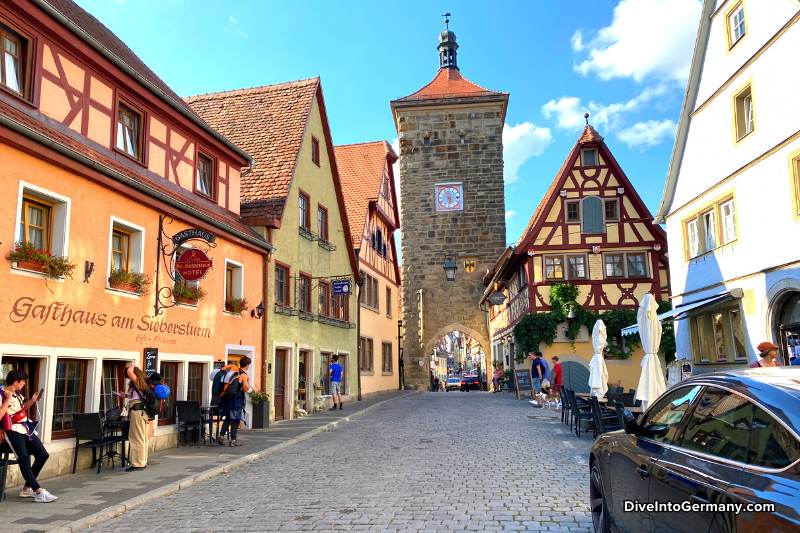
84,261,95,283
251,301,265,319
443,257,457,282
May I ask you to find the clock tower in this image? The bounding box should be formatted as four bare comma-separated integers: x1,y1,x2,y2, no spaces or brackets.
390,19,508,389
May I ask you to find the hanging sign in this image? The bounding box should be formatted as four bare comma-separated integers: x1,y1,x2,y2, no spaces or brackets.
333,279,351,295
174,248,213,281
143,347,159,377
172,228,216,248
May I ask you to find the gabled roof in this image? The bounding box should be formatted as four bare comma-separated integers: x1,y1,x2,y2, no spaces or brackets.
334,141,398,246
392,67,508,102
35,0,250,163
185,79,319,222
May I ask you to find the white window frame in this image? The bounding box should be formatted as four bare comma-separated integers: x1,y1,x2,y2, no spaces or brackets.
703,210,717,252
564,199,581,223
730,3,745,46
223,259,244,316
687,219,700,258
543,254,565,281
105,216,145,298
12,181,71,280
581,148,598,167
720,199,736,244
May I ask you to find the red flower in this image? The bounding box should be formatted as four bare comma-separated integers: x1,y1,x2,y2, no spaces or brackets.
27,251,32,255
15,248,19,252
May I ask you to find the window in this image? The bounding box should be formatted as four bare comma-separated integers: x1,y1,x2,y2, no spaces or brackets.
319,282,329,316
687,219,700,258
382,342,393,373
604,200,619,221
358,270,366,304
566,255,586,279
223,261,243,311
691,305,748,362
703,211,716,251
116,102,142,160
566,200,580,222
518,263,528,287
604,253,624,278
748,406,800,469
275,264,289,305
196,153,214,198
333,294,349,321
734,85,754,141
720,200,736,244
158,362,178,426
311,136,320,166
101,361,125,412
373,277,379,312
19,195,53,251
423,137,430,146
187,363,203,403
582,196,604,233
52,359,87,439
544,255,564,280
626,252,647,278
386,287,392,317
375,228,383,256
360,273,379,310
225,265,234,300
111,229,130,272
359,337,374,372
729,3,746,48
298,274,311,312
679,387,752,463
0,23,29,96
582,148,597,166
459,135,466,143
639,385,702,444
683,195,737,260
299,192,310,229
317,206,328,241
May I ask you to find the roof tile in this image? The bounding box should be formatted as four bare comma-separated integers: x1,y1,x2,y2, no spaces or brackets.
393,68,507,102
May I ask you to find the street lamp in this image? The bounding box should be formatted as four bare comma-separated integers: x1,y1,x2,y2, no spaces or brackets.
443,258,457,281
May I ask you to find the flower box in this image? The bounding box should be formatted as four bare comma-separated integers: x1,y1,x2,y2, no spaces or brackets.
109,279,138,293
176,297,199,306
16,259,46,273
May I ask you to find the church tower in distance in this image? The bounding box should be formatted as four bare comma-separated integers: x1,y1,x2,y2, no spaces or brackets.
390,18,508,389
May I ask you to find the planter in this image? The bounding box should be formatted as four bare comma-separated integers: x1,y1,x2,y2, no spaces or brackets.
176,297,198,306
251,400,269,429
110,279,138,293
297,388,306,394
315,386,324,391
16,259,46,273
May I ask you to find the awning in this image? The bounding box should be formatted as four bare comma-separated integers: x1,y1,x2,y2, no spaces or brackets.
621,288,744,336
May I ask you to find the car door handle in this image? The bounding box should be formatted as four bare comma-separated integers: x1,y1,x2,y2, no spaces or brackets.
636,467,650,479
691,494,710,505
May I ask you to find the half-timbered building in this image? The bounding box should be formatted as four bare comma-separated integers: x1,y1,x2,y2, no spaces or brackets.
335,141,401,396
481,119,670,391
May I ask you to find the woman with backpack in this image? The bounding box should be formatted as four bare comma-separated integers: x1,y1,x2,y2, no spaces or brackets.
119,365,150,471
218,356,250,447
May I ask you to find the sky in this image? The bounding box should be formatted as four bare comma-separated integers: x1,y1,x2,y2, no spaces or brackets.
74,0,703,260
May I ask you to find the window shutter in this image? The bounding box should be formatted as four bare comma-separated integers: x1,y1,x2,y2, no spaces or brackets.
582,197,604,234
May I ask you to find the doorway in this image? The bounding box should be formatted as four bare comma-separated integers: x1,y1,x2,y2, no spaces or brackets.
274,349,286,420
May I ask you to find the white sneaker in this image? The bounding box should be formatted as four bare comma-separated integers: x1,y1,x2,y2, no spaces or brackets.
34,489,57,503
19,487,35,498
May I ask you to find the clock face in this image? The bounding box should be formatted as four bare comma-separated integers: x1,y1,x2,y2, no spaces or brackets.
435,183,463,211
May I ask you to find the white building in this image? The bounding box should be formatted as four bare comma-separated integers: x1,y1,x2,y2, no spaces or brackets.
657,0,800,371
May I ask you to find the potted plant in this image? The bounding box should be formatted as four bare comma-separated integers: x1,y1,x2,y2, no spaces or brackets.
173,282,207,305
109,268,152,295
225,297,249,315
6,241,76,280
247,388,269,429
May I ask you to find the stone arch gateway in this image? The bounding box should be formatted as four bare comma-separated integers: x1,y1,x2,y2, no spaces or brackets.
390,23,508,389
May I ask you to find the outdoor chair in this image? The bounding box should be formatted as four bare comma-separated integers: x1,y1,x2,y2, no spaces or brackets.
0,439,18,502
589,396,621,439
176,401,203,447
72,412,123,474
612,401,628,428
565,389,593,438
628,389,643,407
607,392,636,407
559,387,570,425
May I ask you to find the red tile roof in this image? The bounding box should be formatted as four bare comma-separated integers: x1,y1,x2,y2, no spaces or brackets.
184,79,320,222
578,124,604,144
393,68,507,102
0,99,268,248
334,141,397,246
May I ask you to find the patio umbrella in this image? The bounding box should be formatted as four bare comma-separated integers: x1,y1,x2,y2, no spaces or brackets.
589,320,609,398
636,293,666,410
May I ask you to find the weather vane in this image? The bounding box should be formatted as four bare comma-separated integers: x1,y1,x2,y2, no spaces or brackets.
442,13,451,30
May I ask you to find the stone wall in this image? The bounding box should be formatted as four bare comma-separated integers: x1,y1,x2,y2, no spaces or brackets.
395,101,507,389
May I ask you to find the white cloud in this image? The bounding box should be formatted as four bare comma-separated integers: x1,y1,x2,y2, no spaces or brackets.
502,123,554,184
505,210,516,222
230,16,237,24
573,0,702,83
113,0,124,3
617,119,678,150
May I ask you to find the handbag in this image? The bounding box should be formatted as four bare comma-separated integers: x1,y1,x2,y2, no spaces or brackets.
104,407,123,423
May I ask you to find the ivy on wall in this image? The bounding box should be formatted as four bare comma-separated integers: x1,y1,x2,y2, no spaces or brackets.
512,283,675,361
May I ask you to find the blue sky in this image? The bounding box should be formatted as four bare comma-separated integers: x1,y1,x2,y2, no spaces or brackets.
76,0,702,256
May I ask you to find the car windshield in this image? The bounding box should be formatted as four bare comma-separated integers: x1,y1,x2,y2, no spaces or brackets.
447,378,460,383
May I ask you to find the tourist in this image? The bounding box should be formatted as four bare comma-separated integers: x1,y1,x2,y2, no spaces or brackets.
329,354,344,410
219,356,251,446
121,365,150,470
750,342,783,368
551,356,563,394
529,352,545,407
492,364,503,393
0,369,57,502
434,375,440,392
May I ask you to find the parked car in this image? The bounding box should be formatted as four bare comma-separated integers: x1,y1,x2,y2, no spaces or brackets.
589,368,800,533
460,375,481,391
445,377,461,392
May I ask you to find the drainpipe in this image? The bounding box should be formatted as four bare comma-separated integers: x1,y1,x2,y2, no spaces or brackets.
260,251,270,393
356,275,365,401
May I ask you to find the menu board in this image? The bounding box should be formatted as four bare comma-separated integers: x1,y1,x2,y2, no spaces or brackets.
143,348,159,377
514,368,534,400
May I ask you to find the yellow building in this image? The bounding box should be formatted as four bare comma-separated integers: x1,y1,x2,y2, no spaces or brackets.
335,142,402,397
481,120,671,392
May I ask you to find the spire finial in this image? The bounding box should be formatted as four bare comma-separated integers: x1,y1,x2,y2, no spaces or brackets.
443,12,451,30
584,112,590,125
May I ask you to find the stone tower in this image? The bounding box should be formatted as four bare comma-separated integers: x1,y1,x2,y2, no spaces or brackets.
390,19,508,389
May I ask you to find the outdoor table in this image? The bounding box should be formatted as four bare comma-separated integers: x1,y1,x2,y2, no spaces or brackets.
201,405,220,444
575,393,608,403
101,420,127,468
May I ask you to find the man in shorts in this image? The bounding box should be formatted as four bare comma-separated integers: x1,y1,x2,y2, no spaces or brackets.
529,352,545,407
329,354,344,411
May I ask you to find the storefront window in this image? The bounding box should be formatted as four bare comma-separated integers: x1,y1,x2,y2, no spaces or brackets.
159,362,178,426
101,361,125,412
782,294,800,325
692,305,747,363
187,362,203,403
52,359,87,439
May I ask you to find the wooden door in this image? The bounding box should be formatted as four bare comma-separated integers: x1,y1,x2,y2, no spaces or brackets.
274,349,286,420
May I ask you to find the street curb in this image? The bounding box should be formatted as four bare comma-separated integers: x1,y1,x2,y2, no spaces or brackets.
48,391,421,533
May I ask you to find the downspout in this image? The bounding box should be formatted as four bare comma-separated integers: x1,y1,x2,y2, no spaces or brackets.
261,251,270,393
356,278,365,401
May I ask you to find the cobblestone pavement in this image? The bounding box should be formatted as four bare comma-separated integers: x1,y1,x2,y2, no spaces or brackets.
82,392,594,533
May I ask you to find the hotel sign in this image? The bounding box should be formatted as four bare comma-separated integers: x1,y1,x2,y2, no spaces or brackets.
174,248,213,281
172,228,216,248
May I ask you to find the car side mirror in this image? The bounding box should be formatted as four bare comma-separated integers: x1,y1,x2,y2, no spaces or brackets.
623,411,639,435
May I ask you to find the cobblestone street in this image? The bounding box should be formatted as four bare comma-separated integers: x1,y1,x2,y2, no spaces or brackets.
83,392,594,533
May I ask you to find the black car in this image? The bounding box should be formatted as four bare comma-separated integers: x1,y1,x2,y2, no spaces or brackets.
460,375,481,391
589,368,800,533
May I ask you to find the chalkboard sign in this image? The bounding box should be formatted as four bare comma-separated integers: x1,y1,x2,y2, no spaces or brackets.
143,348,159,377
514,368,534,400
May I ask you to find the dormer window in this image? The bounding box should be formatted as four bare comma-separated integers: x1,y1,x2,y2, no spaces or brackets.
582,149,597,166
311,136,320,166
196,153,214,198
116,102,143,161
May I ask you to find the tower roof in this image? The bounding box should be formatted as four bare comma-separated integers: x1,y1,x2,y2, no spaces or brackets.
393,68,507,102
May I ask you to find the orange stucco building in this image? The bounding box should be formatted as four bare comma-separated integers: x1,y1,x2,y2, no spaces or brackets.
0,0,273,482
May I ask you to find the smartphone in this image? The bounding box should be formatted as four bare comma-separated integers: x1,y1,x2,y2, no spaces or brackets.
38,388,44,401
